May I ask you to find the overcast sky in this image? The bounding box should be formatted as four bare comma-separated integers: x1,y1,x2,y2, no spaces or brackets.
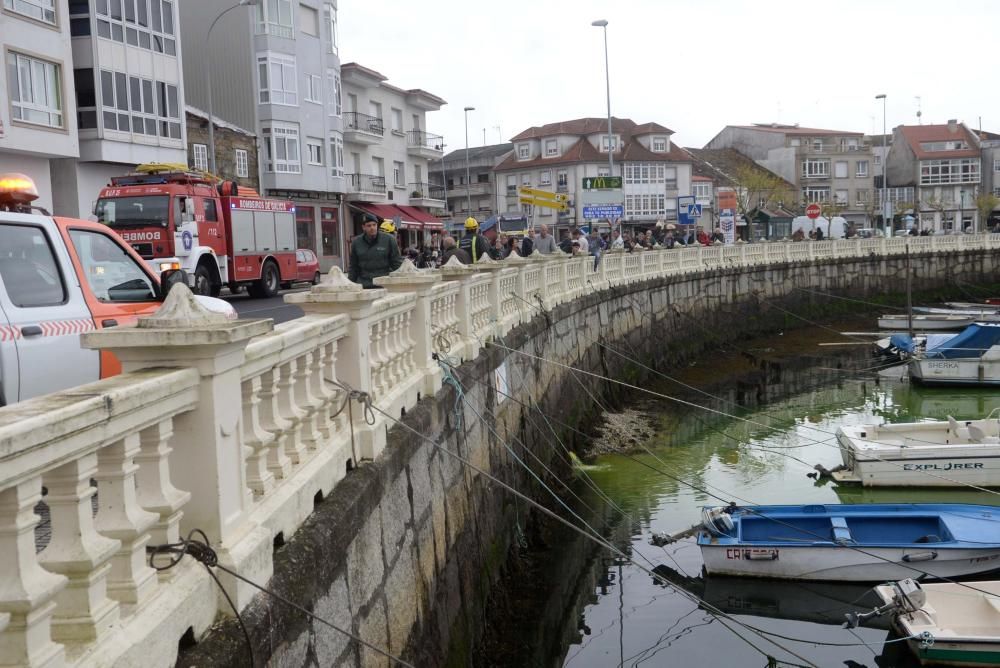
341,0,998,152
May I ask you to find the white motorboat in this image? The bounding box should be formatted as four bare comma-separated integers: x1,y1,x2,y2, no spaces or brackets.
909,323,1000,387
878,314,977,331
859,578,1000,666
830,412,1000,487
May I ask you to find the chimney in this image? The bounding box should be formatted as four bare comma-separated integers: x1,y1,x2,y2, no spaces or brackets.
947,119,958,133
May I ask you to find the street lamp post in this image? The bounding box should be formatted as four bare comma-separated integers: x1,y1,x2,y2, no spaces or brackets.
875,94,887,236
591,20,614,180
463,106,474,217
206,0,259,175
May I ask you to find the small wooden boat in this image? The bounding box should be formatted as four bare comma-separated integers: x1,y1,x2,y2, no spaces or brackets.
830,412,1000,487
693,504,1000,582
878,314,977,331
864,578,1000,666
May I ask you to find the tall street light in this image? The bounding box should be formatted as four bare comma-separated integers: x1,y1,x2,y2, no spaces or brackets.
875,94,887,235
206,0,258,175
592,20,614,180
463,106,474,217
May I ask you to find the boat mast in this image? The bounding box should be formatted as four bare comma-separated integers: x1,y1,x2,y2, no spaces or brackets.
906,238,914,339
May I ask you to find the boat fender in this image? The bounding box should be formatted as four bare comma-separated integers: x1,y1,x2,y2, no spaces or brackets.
902,551,938,562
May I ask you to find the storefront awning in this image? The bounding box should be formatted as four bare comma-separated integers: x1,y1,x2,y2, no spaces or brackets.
397,205,444,231
353,203,443,231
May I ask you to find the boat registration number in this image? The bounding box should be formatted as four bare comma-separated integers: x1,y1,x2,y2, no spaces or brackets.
927,361,959,369
903,462,984,471
726,548,779,561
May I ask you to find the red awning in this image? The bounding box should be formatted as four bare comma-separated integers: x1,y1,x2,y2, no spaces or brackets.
397,205,444,230
353,203,422,230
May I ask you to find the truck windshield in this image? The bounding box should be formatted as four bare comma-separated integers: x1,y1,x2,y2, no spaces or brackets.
95,196,169,228
499,220,527,234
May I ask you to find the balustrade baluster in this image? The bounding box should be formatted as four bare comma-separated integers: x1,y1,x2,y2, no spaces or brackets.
275,360,307,465
39,455,120,642
257,367,293,480
294,350,323,451
241,376,276,497
135,420,193,566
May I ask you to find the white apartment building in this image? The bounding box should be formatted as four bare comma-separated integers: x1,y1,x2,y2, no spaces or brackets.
0,0,79,214
494,118,692,231
180,0,345,268
886,121,983,232
341,62,445,250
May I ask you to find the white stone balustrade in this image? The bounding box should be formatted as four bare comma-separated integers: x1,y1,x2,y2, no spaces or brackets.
0,234,998,667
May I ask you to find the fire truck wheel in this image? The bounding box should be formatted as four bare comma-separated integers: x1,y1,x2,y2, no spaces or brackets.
193,265,214,296
255,261,280,298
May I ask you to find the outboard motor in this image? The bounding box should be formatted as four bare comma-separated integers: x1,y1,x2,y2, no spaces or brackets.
844,578,926,629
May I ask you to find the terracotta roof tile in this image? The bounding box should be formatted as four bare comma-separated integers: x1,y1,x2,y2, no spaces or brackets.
730,123,863,136
898,123,980,159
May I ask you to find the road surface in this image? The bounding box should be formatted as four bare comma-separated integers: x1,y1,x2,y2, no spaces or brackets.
227,288,308,324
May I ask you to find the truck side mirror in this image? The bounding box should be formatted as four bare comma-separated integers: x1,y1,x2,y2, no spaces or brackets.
159,268,190,300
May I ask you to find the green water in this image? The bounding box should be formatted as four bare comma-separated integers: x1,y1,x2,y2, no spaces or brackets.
557,374,1000,668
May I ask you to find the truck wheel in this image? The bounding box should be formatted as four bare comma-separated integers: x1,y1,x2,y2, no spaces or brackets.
252,261,280,299
193,265,213,296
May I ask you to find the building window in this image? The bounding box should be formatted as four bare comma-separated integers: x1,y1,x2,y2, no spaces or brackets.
369,101,382,123
327,70,341,116
919,158,980,185
307,139,323,165
540,170,551,185
693,183,712,199
414,164,422,183
262,122,300,173
544,139,558,156
257,53,297,105
601,135,618,152
802,187,830,203
126,74,156,135
994,187,1000,197
298,3,317,35
597,167,610,177
834,161,848,179
624,163,668,185
296,206,314,251
874,154,882,166
74,67,96,129
99,69,129,132
8,52,63,128
372,156,384,178
506,175,516,194
557,170,568,188
802,159,830,178
856,160,869,177
652,136,667,152
255,0,293,38
69,0,90,35
321,207,338,256
192,143,208,171
393,160,404,186
328,135,343,177
520,173,530,186
994,159,1000,173
391,108,402,133
95,0,176,55
856,189,870,205
324,3,338,54
235,149,249,178
517,143,530,160
4,0,56,24
624,193,666,218
100,69,177,137
304,74,320,103
835,189,848,204
156,80,181,138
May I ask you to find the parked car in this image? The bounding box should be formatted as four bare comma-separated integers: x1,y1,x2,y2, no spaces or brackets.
293,249,321,286
0,173,235,405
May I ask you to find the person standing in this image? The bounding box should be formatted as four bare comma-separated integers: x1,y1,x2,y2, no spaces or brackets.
573,228,589,254
458,217,492,263
441,236,472,264
348,215,403,288
521,228,535,256
610,229,624,250
534,224,557,254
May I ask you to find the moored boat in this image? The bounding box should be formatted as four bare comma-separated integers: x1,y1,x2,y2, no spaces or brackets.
908,323,1000,387
694,503,1000,582
878,314,977,331
829,412,1000,487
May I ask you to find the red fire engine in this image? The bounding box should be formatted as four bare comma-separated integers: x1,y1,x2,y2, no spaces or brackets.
95,165,297,298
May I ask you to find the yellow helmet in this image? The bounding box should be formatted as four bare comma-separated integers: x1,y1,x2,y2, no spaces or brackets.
464,217,479,230
380,220,396,234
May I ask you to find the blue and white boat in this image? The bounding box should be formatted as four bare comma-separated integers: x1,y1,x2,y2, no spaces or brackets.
908,322,1000,386
696,504,1000,582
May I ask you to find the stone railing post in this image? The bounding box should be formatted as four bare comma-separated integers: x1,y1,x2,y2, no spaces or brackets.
82,285,273,611
285,268,384,461
528,249,549,306
502,253,532,322
471,255,505,333
374,259,443,398
439,256,479,361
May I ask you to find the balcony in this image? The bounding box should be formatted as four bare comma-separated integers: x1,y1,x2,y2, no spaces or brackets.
407,130,445,159
346,173,387,200
408,182,446,208
344,112,384,145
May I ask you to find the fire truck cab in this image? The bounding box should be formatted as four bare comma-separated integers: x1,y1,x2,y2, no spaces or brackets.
95,166,297,298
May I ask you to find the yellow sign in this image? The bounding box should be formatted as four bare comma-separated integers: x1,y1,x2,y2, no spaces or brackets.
518,186,568,203
519,196,568,211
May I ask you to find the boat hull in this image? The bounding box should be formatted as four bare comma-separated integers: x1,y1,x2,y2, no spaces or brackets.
910,356,1000,387
879,314,976,331
701,543,1000,581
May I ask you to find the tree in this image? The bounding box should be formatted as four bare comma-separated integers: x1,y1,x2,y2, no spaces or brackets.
729,162,795,226
976,192,999,231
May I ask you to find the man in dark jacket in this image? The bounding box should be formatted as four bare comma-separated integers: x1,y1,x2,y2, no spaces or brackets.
457,217,492,263
441,236,472,264
348,215,403,288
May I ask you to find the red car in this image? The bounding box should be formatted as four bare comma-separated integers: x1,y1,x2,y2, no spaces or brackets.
285,249,321,288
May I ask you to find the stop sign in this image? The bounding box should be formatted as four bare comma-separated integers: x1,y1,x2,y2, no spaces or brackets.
806,203,822,219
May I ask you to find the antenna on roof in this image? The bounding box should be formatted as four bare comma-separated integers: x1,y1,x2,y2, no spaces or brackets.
915,96,922,125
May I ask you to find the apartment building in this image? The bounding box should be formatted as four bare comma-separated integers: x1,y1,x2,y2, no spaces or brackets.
494,118,692,230
978,132,1000,230
340,62,446,250
0,0,79,214
179,0,345,268
885,121,982,232
705,123,875,226
431,143,512,225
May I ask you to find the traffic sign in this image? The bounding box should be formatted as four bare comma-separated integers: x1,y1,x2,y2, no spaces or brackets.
806,203,822,219
582,176,622,190
519,186,568,202
582,204,624,219
520,196,568,211
687,203,703,219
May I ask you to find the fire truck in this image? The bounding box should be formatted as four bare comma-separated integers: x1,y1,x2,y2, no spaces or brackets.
95,165,297,298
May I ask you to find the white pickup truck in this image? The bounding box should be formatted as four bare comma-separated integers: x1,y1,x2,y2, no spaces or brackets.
0,174,234,405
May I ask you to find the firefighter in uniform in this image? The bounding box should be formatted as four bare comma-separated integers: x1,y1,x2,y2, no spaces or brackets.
458,217,491,263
